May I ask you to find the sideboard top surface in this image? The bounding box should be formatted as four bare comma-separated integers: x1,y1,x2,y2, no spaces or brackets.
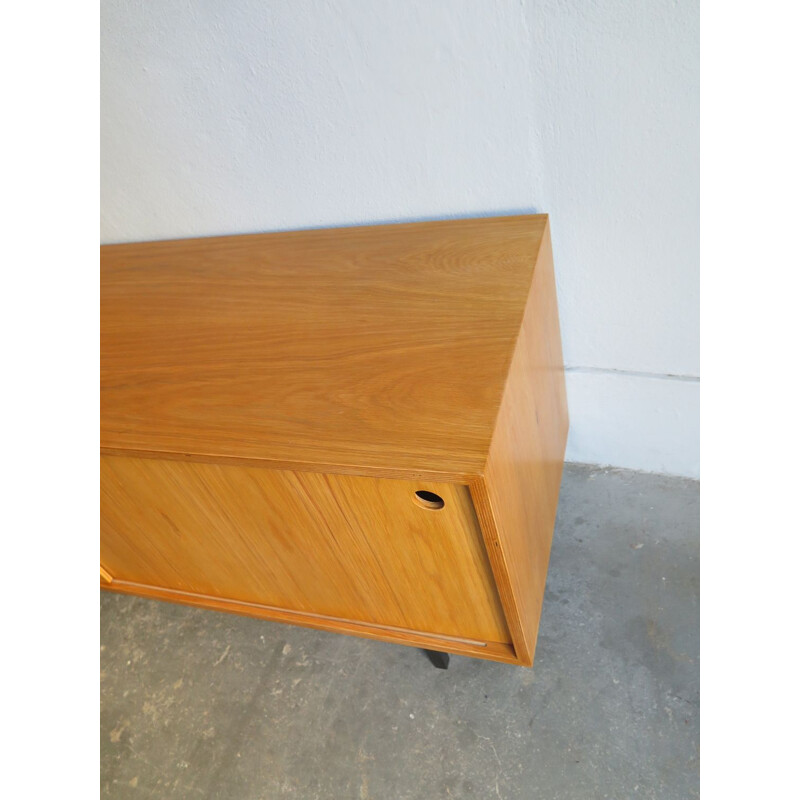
101,214,548,478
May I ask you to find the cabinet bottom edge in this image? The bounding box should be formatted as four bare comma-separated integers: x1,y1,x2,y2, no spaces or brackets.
101,580,520,665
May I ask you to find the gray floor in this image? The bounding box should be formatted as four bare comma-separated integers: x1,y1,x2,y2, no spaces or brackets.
101,464,699,799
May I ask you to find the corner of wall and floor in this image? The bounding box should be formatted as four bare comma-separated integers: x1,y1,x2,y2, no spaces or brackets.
563,367,699,479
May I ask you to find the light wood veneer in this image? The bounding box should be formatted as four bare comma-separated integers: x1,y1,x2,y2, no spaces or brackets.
100,215,568,666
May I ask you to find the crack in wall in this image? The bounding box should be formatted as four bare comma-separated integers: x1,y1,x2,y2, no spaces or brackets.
565,366,699,383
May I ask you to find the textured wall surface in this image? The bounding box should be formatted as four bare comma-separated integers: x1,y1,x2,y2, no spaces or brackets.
101,0,699,477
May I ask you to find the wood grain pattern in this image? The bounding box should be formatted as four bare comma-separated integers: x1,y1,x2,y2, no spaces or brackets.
100,215,568,666
472,219,569,665
100,455,511,644
101,216,547,478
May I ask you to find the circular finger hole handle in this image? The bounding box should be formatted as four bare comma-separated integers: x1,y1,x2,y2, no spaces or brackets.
414,490,445,510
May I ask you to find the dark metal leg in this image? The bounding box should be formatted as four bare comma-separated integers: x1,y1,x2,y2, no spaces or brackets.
422,649,450,669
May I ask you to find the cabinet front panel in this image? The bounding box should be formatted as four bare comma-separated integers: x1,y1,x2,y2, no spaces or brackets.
100,456,511,644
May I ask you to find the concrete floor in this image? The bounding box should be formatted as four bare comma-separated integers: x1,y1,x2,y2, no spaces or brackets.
101,464,699,799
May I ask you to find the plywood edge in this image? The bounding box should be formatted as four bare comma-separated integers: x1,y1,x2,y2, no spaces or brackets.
101,580,520,665
100,565,113,584
478,217,569,667
99,446,482,484
468,477,533,665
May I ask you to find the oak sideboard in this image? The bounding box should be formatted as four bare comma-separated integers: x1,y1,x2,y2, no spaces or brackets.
100,214,568,667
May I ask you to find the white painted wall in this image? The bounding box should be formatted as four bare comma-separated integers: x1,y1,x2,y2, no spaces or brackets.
101,0,699,477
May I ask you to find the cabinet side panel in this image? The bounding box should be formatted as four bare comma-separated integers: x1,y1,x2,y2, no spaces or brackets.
481,220,568,665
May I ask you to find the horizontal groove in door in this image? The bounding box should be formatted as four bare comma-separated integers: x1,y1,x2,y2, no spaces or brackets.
103,579,520,664
112,580,488,646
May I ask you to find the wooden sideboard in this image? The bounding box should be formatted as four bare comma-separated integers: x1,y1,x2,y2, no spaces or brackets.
100,214,568,667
